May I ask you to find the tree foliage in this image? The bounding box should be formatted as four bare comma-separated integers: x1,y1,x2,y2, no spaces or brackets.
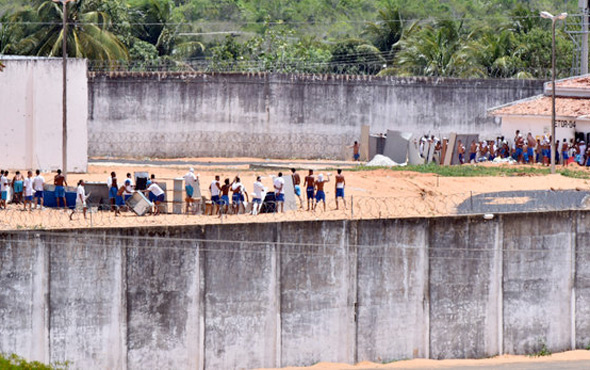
0,0,580,78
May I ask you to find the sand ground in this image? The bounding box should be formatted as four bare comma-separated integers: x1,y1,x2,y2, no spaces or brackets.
261,350,590,369
2,158,590,229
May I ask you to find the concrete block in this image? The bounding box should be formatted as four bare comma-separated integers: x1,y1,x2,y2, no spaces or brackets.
356,219,429,362
360,125,370,161
408,138,424,165
369,135,386,160
502,213,573,355
282,175,297,211
575,212,590,348
48,234,125,368
451,134,478,165
383,130,411,164
126,237,201,369
203,223,279,369
0,234,47,363
279,221,355,366
444,133,457,166
429,217,501,359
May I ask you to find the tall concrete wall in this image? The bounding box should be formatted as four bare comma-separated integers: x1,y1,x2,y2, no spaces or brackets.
1,212,590,369
0,57,88,172
87,73,544,159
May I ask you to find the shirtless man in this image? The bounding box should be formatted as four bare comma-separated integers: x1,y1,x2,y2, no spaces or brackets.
562,139,570,166
220,178,231,216
469,140,477,163
352,141,360,161
54,169,68,209
107,172,118,211
526,132,536,164
457,140,465,165
335,169,346,210
514,131,524,163
231,176,248,214
304,170,315,211
291,168,303,208
313,173,330,211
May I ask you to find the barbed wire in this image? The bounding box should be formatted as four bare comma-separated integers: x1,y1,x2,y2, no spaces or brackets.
1,189,588,231
84,59,570,78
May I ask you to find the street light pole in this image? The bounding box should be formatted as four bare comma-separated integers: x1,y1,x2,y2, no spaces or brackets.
53,0,75,179
540,11,567,175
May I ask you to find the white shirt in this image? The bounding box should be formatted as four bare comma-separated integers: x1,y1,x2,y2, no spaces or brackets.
147,183,164,196
33,175,44,191
273,177,284,194
0,176,7,192
253,181,264,199
76,184,86,204
210,180,220,196
124,182,133,195
184,172,198,188
126,177,134,187
24,177,34,196
107,176,112,188
231,182,244,193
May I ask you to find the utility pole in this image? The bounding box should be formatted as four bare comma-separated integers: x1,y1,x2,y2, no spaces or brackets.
582,2,589,74
541,11,568,175
53,0,75,179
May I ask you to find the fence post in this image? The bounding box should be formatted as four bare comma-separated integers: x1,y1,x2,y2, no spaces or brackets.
351,195,354,219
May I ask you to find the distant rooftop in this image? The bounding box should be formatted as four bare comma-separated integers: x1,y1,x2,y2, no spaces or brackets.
491,95,590,118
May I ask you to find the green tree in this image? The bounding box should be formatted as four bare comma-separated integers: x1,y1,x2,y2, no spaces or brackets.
363,1,404,58
330,38,385,75
392,20,481,77
7,0,127,61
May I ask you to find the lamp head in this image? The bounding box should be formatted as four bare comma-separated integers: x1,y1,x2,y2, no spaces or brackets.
556,12,568,20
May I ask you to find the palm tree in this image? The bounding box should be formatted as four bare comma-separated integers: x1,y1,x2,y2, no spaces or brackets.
393,20,482,78
362,1,404,60
8,0,128,61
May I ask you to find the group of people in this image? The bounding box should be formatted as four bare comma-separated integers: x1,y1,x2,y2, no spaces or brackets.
199,168,348,216
0,169,70,211
421,130,590,166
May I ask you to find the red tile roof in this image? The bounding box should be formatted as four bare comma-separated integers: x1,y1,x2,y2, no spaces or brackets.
491,95,590,117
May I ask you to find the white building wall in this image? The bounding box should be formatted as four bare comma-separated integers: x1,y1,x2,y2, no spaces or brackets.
500,115,590,143
0,57,87,172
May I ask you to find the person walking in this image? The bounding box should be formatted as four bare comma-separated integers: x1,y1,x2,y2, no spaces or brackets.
273,172,285,213
23,170,34,211
70,180,88,220
32,170,45,209
335,169,346,210
54,169,68,208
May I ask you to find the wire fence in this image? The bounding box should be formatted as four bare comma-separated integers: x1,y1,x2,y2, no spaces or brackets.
85,59,572,79
2,189,588,230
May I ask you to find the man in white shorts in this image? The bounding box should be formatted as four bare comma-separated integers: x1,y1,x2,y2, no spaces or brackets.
70,179,87,220
252,176,265,215
184,168,199,214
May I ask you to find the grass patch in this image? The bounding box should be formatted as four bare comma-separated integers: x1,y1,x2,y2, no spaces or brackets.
349,163,590,179
350,163,551,177
0,353,69,369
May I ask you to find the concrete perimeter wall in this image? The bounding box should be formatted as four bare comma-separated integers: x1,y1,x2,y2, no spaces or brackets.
0,57,88,172
87,73,543,159
1,211,589,369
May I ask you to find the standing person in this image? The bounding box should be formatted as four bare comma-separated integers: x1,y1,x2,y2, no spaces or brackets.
32,169,45,209
335,169,346,210
23,170,34,211
313,173,330,211
291,168,303,208
469,140,477,163
107,172,118,211
209,175,221,215
526,133,536,165
184,168,199,214
231,177,248,214
54,169,68,209
126,173,134,189
123,179,134,202
457,140,465,165
70,180,88,220
146,181,165,215
220,178,231,216
304,169,315,211
114,183,126,216
352,141,360,161
252,176,265,215
562,139,570,166
273,172,285,213
12,171,24,204
0,170,7,209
